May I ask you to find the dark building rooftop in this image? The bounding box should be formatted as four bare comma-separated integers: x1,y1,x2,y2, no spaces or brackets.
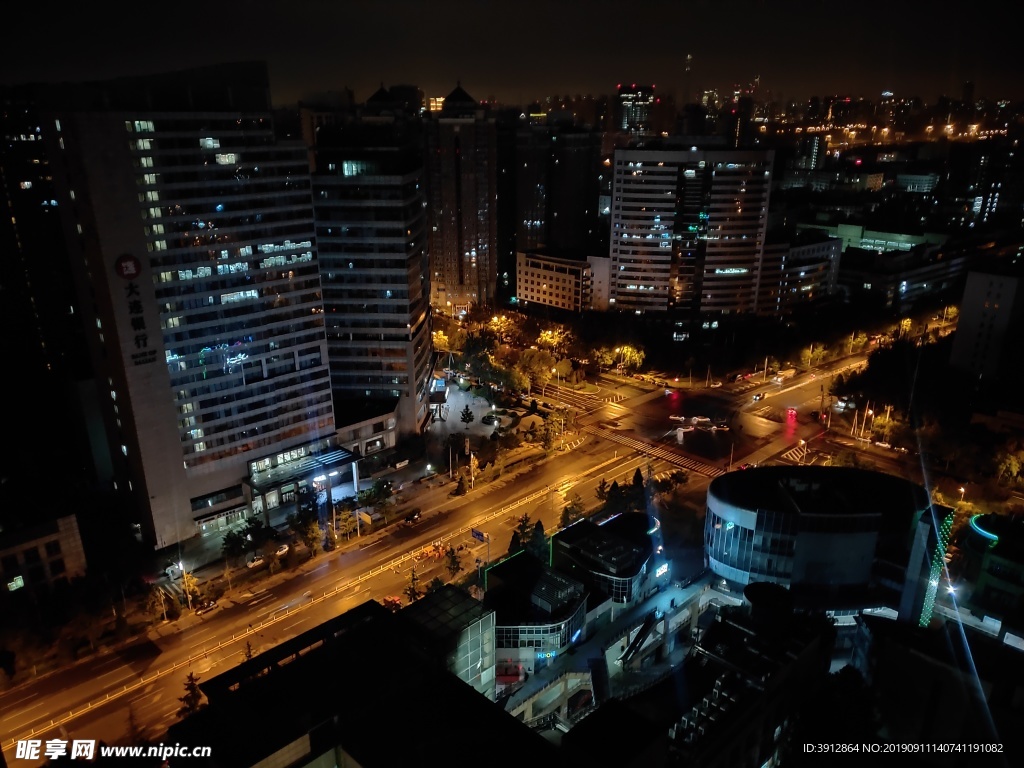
553,515,652,578
169,600,559,767
403,583,492,650
35,61,272,112
709,466,929,522
484,550,587,624
562,601,834,768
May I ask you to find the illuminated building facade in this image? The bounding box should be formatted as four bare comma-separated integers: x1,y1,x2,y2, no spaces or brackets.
609,147,773,314
41,64,336,549
617,84,655,134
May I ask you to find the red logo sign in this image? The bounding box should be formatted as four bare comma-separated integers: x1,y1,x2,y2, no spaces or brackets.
114,254,142,280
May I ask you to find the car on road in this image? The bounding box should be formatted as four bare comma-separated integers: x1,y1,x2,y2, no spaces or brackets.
246,555,265,569
481,412,498,425
752,393,764,402
405,511,421,524
709,380,722,388
195,598,217,615
787,407,797,418
275,544,289,557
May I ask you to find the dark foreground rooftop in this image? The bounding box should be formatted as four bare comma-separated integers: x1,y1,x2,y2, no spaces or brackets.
169,600,560,768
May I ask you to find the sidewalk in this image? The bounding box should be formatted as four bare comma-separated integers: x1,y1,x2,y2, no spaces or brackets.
154,432,589,641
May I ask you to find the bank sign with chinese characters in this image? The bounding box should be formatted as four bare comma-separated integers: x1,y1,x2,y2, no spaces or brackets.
114,253,157,367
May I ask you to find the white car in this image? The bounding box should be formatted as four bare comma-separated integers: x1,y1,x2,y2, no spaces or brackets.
275,544,289,557
709,381,723,388
246,555,265,569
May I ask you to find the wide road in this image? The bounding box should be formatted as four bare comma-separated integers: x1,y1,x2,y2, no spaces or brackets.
0,426,682,764
2,358,871,763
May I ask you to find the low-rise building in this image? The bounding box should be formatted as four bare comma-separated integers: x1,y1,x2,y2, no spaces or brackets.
837,243,968,309
551,513,663,606
168,600,559,767
515,250,593,312
402,584,497,700
483,552,589,683
0,514,86,597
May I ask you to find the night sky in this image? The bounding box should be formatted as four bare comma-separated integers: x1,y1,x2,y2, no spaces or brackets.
4,0,1022,106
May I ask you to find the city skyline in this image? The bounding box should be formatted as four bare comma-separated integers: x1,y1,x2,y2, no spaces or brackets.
4,0,1023,106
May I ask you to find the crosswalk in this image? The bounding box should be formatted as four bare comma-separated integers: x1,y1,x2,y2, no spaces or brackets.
781,443,809,463
582,425,725,478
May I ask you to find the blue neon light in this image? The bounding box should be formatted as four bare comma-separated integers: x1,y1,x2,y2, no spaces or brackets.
970,515,999,542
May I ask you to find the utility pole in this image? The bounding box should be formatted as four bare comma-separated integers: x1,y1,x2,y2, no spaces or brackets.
763,356,768,383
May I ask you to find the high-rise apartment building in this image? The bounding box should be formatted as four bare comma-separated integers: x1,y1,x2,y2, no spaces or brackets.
617,84,655,134
1,88,99,489
608,146,773,315
312,121,433,438
425,85,497,313
40,64,337,550
513,123,603,256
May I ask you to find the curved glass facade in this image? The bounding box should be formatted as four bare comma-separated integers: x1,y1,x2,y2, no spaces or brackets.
706,506,799,586
494,599,587,654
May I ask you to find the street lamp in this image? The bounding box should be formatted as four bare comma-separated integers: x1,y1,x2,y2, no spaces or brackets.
959,486,966,503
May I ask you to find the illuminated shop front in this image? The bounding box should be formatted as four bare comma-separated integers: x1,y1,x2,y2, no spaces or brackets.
244,439,359,521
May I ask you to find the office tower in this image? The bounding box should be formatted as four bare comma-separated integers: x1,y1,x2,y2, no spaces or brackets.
609,146,773,315
40,63,336,550
312,120,433,438
425,85,498,313
617,84,655,134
